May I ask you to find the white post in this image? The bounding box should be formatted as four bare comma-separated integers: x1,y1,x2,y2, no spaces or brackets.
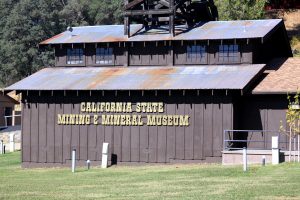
72,149,76,173
0,140,3,154
102,143,109,168
272,136,279,165
9,133,15,152
243,147,247,172
87,160,91,170
12,111,15,126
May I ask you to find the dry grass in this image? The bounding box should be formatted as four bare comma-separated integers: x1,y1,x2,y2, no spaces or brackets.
266,9,300,57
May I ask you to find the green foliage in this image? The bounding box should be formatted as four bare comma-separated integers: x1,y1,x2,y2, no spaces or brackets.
280,92,300,135
87,0,123,25
287,92,300,134
215,0,267,20
0,0,123,87
0,0,66,86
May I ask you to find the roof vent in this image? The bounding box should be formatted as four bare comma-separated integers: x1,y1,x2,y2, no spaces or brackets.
67,26,73,32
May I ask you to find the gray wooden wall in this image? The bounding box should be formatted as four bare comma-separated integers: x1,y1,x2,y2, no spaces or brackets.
55,40,254,67
237,95,289,150
21,90,234,166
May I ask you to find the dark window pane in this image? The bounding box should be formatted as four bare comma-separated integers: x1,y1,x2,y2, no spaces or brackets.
218,45,240,63
187,45,207,64
96,47,113,65
67,48,83,64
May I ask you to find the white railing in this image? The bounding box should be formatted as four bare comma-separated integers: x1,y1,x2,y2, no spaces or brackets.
4,114,21,127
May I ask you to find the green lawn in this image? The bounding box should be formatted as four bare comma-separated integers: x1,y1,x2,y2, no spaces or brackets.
1,152,300,200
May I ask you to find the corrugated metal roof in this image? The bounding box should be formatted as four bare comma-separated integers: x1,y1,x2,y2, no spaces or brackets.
40,19,283,44
6,65,265,91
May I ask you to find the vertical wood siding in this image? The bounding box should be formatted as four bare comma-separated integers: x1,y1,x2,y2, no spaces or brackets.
55,41,254,67
22,90,234,164
238,95,288,150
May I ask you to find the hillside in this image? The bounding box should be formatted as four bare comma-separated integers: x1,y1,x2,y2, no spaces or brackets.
267,9,300,57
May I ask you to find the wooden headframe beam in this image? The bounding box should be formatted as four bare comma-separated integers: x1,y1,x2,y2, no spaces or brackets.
125,9,173,16
124,0,130,36
157,0,170,8
125,0,144,10
169,0,175,36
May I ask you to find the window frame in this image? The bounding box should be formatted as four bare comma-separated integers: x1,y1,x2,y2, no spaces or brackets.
95,47,114,65
4,107,13,126
217,44,241,64
186,44,208,64
66,48,85,66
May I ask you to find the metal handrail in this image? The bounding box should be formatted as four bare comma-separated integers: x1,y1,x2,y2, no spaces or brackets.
223,130,286,151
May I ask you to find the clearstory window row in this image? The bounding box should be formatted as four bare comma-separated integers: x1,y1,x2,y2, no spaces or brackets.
66,44,241,66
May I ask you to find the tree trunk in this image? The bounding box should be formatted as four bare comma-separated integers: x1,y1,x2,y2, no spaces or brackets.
294,136,296,162
297,134,300,162
289,127,292,162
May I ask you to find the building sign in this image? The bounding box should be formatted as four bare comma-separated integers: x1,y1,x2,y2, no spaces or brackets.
57,102,190,126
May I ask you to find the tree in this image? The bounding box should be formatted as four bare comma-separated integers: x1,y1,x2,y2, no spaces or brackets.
0,0,68,86
0,0,124,87
215,0,267,20
280,92,300,162
87,0,123,25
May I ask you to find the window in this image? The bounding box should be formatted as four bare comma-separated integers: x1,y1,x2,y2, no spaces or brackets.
96,48,113,65
4,107,12,126
187,45,207,63
67,48,84,64
218,45,240,63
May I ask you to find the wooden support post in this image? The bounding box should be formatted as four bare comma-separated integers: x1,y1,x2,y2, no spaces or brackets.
168,41,174,66
169,14,174,36
124,17,130,37
124,43,129,67
169,0,175,36
124,0,130,37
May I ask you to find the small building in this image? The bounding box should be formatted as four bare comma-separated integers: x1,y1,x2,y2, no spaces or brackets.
5,1,299,167
0,93,21,152
0,93,19,128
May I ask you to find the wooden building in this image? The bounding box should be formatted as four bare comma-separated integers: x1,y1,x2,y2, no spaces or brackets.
5,1,299,167
0,93,19,128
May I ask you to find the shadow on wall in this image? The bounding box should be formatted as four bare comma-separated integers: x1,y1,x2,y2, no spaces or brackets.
111,154,118,165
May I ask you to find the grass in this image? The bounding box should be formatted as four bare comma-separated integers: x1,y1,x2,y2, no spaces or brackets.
1,152,300,199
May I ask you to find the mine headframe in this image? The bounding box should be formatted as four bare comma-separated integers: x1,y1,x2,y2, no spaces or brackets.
124,0,219,37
